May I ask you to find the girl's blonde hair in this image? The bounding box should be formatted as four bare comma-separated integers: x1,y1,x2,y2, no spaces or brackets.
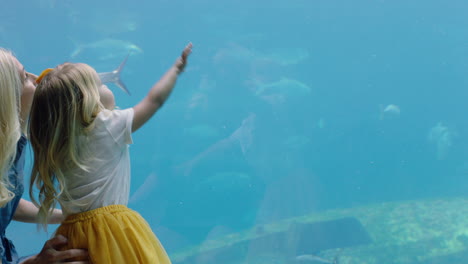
29,63,104,228
0,48,22,207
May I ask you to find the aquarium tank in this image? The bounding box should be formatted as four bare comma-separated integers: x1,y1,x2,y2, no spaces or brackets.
3,0,468,263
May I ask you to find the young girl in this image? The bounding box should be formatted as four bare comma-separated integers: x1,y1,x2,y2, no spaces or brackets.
28,43,192,263
0,48,88,264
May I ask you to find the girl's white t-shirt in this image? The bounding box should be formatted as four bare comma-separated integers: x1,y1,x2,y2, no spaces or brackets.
58,108,134,217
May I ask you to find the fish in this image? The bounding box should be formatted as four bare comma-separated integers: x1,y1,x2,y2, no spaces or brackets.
98,54,130,95
295,254,334,263
428,122,456,160
176,113,256,176
255,77,311,97
263,48,310,66
128,173,158,204
383,104,400,114
70,38,143,61
230,113,256,154
84,12,138,36
379,104,400,120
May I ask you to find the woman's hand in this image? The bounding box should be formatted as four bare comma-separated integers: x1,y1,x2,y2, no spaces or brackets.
21,235,89,264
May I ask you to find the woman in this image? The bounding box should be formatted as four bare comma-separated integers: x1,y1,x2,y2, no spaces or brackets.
0,48,89,264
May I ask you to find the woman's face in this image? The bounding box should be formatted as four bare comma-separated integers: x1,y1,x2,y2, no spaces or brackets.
14,57,37,121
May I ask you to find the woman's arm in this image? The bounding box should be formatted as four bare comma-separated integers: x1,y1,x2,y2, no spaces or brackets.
132,43,192,132
13,199,64,224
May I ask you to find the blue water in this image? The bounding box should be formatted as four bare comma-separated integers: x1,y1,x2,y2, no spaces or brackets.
4,0,468,261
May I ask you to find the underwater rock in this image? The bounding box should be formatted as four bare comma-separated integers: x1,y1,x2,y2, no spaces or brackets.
171,197,468,264
173,217,369,264
290,217,372,255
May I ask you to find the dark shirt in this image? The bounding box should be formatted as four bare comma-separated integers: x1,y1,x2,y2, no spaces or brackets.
0,136,27,264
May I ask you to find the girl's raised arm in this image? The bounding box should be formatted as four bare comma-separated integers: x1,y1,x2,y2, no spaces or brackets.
132,43,192,132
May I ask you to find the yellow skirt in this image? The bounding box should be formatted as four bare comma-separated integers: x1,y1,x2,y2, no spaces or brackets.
55,205,171,264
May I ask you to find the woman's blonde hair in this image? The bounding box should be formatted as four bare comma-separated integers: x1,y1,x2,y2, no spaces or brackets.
29,63,104,228
0,48,22,207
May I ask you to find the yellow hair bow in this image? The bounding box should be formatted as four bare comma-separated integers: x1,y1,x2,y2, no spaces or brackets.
35,68,54,84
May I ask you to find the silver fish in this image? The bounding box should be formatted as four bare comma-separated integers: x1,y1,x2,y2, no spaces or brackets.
383,104,400,115
98,54,130,95
70,38,143,61
379,104,400,120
